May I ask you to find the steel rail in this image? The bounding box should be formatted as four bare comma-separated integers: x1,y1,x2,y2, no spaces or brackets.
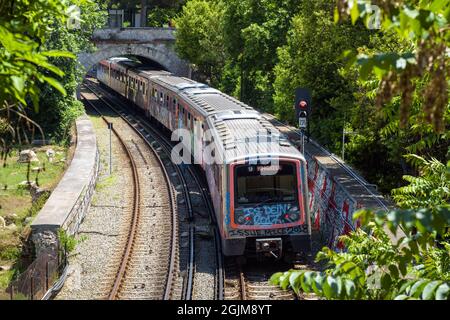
187,165,225,300
237,261,247,301
80,94,141,300
87,79,225,300
82,86,178,300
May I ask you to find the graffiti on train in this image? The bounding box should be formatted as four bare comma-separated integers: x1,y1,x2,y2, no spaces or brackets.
228,225,308,237
237,203,294,226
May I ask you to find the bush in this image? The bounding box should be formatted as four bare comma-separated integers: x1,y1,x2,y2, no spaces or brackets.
57,229,78,254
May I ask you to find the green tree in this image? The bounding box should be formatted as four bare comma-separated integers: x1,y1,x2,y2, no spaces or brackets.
174,0,226,86
175,0,300,109
273,0,371,147
0,0,79,160
221,0,301,110
30,0,107,143
392,154,450,208
336,0,450,133
271,0,450,300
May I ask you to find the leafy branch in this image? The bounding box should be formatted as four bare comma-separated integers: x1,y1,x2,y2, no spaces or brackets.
336,0,450,132
272,157,450,300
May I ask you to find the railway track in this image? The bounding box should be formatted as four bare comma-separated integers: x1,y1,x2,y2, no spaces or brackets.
81,88,179,300
83,80,224,300
84,77,324,300
223,258,308,300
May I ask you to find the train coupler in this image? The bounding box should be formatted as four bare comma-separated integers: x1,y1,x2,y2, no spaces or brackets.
255,238,282,260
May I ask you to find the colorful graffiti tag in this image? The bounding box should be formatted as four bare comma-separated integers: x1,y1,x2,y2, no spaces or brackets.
241,203,293,225
228,225,307,237
305,153,358,249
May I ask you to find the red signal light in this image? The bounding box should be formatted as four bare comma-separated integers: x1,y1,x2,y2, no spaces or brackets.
299,100,308,109
245,216,251,221
284,214,290,219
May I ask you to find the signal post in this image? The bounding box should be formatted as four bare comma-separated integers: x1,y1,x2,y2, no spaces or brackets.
294,88,311,154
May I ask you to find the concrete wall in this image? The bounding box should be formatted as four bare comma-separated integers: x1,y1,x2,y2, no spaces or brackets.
31,115,99,256
92,27,176,43
305,152,360,250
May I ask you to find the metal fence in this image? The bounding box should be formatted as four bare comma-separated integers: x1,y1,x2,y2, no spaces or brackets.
5,248,67,300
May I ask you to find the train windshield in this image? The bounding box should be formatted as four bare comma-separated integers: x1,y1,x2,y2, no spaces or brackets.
235,162,297,205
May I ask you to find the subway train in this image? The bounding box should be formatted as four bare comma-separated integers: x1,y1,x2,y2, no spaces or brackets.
97,57,311,260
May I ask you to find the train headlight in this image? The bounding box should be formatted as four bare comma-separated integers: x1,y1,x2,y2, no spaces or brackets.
238,215,252,224
285,206,299,221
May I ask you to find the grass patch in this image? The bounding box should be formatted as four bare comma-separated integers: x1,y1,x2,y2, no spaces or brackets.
0,145,67,190
0,270,15,290
0,145,68,293
95,173,117,191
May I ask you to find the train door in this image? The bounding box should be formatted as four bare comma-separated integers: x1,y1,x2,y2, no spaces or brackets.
174,103,179,130
151,87,157,118
194,118,203,165
178,105,183,130
156,91,164,122
201,123,207,170
165,95,170,128
107,63,111,87
187,113,194,159
169,97,174,131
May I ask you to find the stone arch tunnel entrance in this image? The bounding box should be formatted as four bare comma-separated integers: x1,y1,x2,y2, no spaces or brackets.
78,28,190,77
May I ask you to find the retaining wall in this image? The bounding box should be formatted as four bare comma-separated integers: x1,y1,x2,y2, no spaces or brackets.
305,152,360,249
303,142,390,250
31,115,99,256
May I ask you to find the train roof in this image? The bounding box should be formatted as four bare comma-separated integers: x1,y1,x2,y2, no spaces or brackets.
152,73,304,163
175,80,304,163
107,60,305,163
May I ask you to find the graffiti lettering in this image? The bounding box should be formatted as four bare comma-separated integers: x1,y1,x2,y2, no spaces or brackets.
228,226,308,237
242,203,291,226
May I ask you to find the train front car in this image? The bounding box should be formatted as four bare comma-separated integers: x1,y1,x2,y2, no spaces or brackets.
218,117,311,262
